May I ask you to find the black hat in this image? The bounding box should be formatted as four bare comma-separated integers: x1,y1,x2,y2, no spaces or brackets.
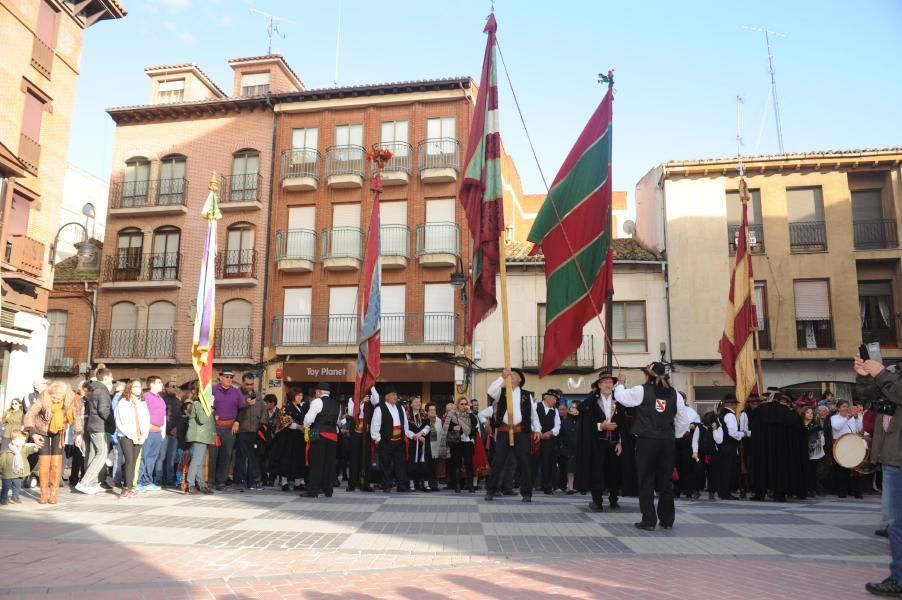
542,388,561,400
315,382,331,392
595,371,618,385
219,369,235,377
512,368,526,387
642,362,667,379
383,385,398,396
722,396,739,405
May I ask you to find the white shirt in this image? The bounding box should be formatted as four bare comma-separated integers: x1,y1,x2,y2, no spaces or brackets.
675,405,701,439
831,413,863,439
739,411,750,438
537,402,561,436
691,425,724,454
721,409,744,442
370,401,414,443
346,387,381,421
303,393,340,428
598,392,615,421
612,384,689,431
481,377,542,431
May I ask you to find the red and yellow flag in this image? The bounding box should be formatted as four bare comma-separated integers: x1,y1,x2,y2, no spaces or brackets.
719,178,757,411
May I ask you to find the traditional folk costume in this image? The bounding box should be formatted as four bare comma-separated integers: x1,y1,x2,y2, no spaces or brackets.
273,394,307,491
749,396,807,502
407,406,432,491
481,371,541,502
576,372,627,511
303,383,340,498
716,400,745,500
534,391,561,494
614,363,690,530
346,391,378,492
370,386,413,492
693,413,723,499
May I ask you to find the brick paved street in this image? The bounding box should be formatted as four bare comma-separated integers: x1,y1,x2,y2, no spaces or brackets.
0,486,889,599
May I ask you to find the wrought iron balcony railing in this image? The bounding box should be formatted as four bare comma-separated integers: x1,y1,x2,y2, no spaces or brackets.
214,327,253,358
96,329,176,359
417,138,460,173
216,249,256,279
102,252,181,282
221,173,262,203
789,221,827,252
371,141,412,176
281,148,321,182
727,224,765,254
521,335,595,371
44,346,85,375
276,229,317,261
321,227,363,260
110,178,189,209
853,219,898,250
416,222,460,257
272,313,459,347
325,144,366,178
380,224,411,258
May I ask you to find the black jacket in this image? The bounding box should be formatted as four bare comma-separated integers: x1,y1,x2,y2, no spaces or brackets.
84,381,113,434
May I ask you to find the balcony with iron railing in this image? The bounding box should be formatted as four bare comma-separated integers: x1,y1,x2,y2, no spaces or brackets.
95,329,177,361
214,327,253,360
43,346,86,376
281,148,321,191
272,313,459,352
275,229,317,272
215,249,257,285
241,84,269,97
18,132,40,175
380,224,411,269
109,178,189,216
2,235,44,283
321,227,362,271
371,141,412,185
418,138,460,183
101,252,182,289
416,222,460,268
521,335,595,371
789,221,827,253
220,172,262,208
31,35,53,78
727,224,765,255
853,219,899,251
325,144,366,188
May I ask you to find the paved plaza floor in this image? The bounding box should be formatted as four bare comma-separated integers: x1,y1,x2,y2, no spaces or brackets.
0,484,890,598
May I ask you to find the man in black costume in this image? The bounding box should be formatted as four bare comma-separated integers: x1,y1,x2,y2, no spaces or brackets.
346,389,378,492
749,392,806,501
576,371,626,511
370,385,412,493
303,383,340,498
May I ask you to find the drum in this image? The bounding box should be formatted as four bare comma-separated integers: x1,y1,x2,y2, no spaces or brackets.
833,433,876,474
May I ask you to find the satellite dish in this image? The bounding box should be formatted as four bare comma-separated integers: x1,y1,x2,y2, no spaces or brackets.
622,220,636,236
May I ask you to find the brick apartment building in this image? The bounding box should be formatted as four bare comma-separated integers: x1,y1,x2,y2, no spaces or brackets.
264,77,478,407
0,0,123,406
88,56,303,384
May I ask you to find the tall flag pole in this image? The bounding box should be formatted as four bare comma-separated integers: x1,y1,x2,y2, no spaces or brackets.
718,179,759,414
192,173,222,416
527,84,615,377
354,149,388,419
460,12,515,445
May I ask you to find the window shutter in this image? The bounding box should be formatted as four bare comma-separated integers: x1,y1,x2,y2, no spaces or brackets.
147,302,175,330
241,72,270,87
858,281,891,296
794,280,831,320
222,300,251,329
626,303,646,339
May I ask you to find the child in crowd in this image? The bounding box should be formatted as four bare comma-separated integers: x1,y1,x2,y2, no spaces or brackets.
1,430,41,504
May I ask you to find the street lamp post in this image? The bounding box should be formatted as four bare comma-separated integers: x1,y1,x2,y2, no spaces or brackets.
450,256,470,396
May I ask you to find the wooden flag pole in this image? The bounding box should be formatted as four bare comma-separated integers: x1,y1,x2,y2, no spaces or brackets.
497,233,516,446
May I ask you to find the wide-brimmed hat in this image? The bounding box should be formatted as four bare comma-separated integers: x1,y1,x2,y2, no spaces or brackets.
542,388,561,400
382,384,398,396
511,368,526,387
594,371,618,385
642,362,667,379
314,382,331,392
722,396,739,405
219,369,235,377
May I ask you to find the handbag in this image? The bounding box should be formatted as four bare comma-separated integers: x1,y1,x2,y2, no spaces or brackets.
213,432,222,448
446,414,462,445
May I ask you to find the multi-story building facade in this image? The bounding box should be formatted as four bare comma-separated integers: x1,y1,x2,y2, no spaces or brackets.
0,0,123,404
56,163,108,261
90,56,302,383
636,148,902,411
263,78,477,408
471,238,668,402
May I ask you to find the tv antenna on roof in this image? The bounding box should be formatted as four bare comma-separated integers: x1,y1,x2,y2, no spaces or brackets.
251,7,295,55
742,26,787,154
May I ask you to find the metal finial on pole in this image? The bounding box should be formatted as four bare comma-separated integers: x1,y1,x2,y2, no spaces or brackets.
598,69,614,90
742,26,786,153
208,171,219,193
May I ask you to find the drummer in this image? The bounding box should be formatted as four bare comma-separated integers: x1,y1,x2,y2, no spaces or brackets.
831,400,864,499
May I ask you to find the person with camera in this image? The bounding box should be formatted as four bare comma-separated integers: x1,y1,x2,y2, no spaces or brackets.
855,355,901,597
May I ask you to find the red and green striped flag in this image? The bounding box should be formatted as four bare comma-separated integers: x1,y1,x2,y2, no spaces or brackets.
527,92,614,377
459,13,503,343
